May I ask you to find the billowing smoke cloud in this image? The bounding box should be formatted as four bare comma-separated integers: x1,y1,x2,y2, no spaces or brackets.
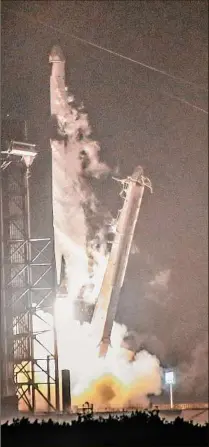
54,300,162,410
119,252,208,400
123,330,167,359
177,336,208,399
17,307,162,412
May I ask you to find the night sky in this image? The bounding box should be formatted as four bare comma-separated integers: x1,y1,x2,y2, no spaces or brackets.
2,0,208,400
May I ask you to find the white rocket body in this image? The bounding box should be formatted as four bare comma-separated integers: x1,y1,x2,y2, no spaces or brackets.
92,167,146,357
49,46,89,301
49,46,109,306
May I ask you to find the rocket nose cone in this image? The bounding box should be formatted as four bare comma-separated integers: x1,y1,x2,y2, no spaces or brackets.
49,45,65,62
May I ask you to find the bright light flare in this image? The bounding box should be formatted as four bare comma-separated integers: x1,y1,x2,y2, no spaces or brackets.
165,370,175,385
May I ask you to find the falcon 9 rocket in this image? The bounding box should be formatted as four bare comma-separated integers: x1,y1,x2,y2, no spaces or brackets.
49,45,109,313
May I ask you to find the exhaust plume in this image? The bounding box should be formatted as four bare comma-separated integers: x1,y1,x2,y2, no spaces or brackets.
16,308,162,412
54,300,162,409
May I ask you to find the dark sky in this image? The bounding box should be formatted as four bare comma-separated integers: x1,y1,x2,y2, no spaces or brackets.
2,0,208,399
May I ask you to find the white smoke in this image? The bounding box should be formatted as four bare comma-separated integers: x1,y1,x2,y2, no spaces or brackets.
26,308,162,411
54,299,162,409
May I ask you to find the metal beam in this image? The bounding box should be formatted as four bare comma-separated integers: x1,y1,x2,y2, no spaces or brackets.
1,135,59,413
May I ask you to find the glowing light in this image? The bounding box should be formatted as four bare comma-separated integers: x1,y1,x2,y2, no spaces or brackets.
165,370,175,384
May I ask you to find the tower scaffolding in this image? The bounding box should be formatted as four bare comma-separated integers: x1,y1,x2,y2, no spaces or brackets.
1,126,60,414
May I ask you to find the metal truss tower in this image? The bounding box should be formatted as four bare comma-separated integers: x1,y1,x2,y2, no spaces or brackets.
1,130,60,413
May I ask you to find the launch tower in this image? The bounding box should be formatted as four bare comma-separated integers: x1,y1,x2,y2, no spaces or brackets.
0,119,59,414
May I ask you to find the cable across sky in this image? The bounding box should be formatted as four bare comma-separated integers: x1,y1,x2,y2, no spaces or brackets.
3,6,209,115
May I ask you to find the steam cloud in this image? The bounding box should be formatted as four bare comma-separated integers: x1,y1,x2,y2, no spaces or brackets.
30,306,162,411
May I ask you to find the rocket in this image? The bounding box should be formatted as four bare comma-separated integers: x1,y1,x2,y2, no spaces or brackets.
49,46,109,307
49,45,90,298
49,45,66,116
49,45,67,285
49,45,69,288
91,166,152,357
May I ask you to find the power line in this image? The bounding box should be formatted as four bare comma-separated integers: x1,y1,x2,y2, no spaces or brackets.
3,6,209,115
4,6,208,93
60,31,208,94
163,92,208,115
